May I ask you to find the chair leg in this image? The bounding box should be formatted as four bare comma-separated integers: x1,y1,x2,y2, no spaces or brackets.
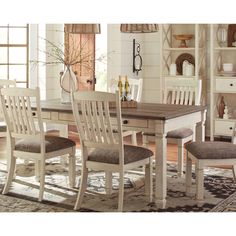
35,160,40,182
196,161,204,202
185,153,192,196
118,170,124,212
131,131,137,146
142,134,148,148
74,167,88,210
145,157,153,202
105,171,113,195
68,149,76,188
177,140,184,177
2,154,16,194
38,159,46,202
232,165,236,183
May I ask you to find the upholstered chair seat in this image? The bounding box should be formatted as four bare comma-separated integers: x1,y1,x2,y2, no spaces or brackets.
88,145,153,164
15,135,76,153
185,141,236,160
143,128,193,139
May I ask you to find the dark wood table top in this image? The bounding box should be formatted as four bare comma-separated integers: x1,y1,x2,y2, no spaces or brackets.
39,99,207,121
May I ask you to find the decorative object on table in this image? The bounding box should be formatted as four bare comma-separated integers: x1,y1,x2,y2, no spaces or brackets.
217,24,228,47
118,76,124,98
218,96,225,118
223,105,229,119
60,66,78,103
219,63,236,77
170,63,177,76
227,24,236,47
175,53,195,75
173,34,193,48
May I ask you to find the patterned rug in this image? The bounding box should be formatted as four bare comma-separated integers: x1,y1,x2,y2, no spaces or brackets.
0,157,236,212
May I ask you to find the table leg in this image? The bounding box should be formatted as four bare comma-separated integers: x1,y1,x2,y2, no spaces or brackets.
196,110,206,142
155,133,167,209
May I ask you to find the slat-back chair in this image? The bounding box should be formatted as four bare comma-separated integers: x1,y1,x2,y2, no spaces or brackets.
71,90,153,211
143,78,202,177
0,87,76,201
109,76,143,145
0,80,16,137
185,123,236,204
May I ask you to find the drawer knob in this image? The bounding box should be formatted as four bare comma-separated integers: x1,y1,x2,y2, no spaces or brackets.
230,83,233,86
229,127,233,130
32,112,36,116
123,120,128,125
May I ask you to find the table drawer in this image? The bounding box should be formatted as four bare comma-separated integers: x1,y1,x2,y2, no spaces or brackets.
111,118,148,128
215,78,236,92
214,120,234,136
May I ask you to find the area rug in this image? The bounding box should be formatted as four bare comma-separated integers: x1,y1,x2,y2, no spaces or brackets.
0,157,236,212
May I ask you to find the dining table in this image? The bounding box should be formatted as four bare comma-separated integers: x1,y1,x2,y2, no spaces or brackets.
37,99,207,209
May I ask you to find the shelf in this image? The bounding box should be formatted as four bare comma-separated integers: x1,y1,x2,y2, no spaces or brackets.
213,91,236,94
163,47,195,51
164,75,196,79
214,47,236,51
214,76,236,79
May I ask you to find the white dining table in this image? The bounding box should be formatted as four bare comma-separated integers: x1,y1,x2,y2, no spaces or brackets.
36,99,207,208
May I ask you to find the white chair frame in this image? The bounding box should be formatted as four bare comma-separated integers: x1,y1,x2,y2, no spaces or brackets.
186,125,236,203
71,90,152,212
0,87,76,201
108,76,143,145
143,78,202,177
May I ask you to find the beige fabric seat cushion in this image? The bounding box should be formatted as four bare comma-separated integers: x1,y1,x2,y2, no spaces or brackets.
186,141,236,160
15,135,76,153
143,128,193,139
88,144,153,164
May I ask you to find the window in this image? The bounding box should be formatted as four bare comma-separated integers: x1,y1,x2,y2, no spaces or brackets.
0,24,29,87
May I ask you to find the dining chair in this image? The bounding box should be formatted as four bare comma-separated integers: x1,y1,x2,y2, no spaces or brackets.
143,78,202,177
0,87,76,201
0,80,16,137
71,90,153,211
185,124,236,203
109,76,143,145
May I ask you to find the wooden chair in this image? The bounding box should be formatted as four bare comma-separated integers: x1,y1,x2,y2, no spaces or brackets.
71,90,153,211
143,78,202,177
0,80,16,137
185,125,236,204
0,87,76,201
109,76,143,145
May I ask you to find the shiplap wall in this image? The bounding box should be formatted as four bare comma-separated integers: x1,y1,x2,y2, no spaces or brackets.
107,24,161,103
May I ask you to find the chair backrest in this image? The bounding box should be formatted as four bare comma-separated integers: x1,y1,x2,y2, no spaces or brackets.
108,76,143,102
163,78,202,106
0,79,16,88
71,91,124,162
0,87,44,141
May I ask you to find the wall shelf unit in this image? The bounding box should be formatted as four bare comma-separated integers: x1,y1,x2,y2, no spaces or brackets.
160,24,207,104
210,24,236,140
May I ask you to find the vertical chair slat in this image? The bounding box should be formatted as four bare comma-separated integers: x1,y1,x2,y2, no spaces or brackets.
6,96,17,132
175,87,180,104
189,89,194,105
12,96,22,133
16,96,26,134
104,101,115,144
97,101,109,144
26,96,36,135
85,100,97,142
21,96,31,135
92,101,103,143
81,101,92,141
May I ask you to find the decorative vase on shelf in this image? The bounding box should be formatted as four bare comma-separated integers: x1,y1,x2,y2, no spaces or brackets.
60,65,78,104
217,25,228,47
218,96,225,118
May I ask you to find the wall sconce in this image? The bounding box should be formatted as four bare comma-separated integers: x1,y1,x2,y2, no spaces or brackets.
133,39,142,75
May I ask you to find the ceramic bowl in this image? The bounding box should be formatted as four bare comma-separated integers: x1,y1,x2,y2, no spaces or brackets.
223,63,233,72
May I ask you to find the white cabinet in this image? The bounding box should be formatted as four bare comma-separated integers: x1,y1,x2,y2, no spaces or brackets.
210,24,236,140
160,24,207,103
